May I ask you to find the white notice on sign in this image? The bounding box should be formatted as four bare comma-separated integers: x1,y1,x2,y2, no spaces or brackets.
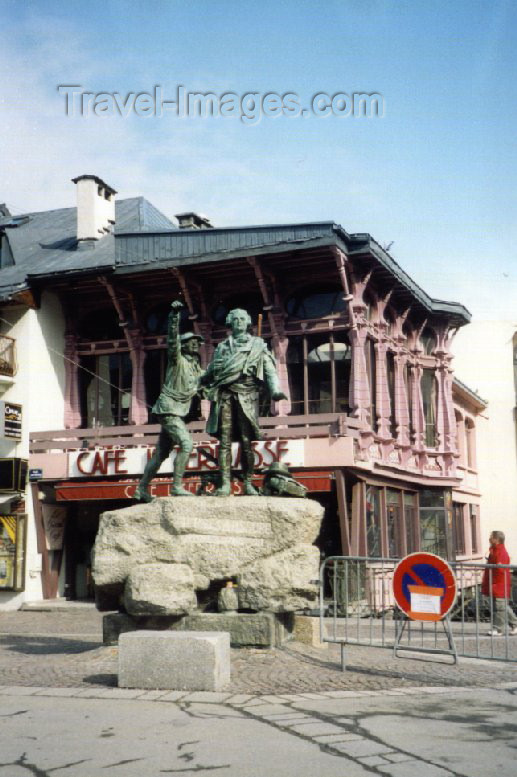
410,592,441,615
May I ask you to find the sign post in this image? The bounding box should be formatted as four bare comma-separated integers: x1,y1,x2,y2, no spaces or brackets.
392,552,458,663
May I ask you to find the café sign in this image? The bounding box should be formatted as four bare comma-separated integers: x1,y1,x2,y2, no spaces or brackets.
68,439,304,479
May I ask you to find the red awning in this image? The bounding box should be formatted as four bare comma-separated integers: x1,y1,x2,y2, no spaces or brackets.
55,471,333,501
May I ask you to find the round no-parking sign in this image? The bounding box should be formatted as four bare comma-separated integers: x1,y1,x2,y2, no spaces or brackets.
392,552,457,622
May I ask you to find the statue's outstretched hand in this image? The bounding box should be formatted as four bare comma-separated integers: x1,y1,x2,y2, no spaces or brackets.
272,392,288,401
170,300,184,312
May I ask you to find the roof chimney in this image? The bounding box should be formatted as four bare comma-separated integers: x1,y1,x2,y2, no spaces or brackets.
175,211,213,229
72,175,117,241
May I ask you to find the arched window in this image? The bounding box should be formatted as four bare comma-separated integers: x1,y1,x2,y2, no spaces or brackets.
455,410,466,463
287,331,351,415
286,286,346,320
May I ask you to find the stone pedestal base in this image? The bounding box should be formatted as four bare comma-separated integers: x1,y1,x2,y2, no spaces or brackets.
104,611,293,648
118,631,230,691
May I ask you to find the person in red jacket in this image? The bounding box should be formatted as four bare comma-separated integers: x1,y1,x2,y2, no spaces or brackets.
481,531,517,636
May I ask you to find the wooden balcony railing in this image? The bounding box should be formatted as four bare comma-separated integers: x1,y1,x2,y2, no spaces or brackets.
29,413,360,454
0,335,16,377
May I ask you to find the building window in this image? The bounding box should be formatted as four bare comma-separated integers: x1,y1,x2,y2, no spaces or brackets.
287,331,351,415
404,492,418,553
365,338,377,430
469,504,480,554
452,502,466,555
421,368,437,447
144,349,167,410
286,286,347,320
421,327,436,355
387,351,396,437
465,418,476,469
386,488,403,557
365,485,382,557
0,514,26,591
80,353,132,427
211,293,264,327
419,489,450,557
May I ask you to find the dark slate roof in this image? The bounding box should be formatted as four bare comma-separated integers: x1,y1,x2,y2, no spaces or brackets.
0,198,175,298
0,201,471,325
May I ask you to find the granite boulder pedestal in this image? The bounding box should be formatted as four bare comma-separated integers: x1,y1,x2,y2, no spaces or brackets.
93,495,324,647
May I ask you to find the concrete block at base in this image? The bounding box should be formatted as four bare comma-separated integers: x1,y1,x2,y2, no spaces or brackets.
118,631,230,691
293,614,327,648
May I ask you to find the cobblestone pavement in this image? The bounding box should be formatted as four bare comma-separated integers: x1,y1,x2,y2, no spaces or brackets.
1,606,517,693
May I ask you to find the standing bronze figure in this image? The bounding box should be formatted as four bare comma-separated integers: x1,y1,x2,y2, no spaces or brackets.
200,308,287,496
134,300,203,501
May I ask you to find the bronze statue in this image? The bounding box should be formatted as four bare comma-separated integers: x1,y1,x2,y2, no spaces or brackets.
200,308,287,496
261,461,308,498
134,300,203,501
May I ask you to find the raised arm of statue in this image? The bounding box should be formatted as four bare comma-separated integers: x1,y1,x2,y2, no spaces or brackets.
167,300,183,364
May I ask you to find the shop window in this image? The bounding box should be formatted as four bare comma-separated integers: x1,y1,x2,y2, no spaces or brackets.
365,485,382,557
286,286,346,320
386,489,402,557
365,338,377,430
469,505,480,554
421,368,437,447
79,353,132,427
404,492,418,553
419,489,450,558
287,331,351,415
0,514,26,591
452,502,466,555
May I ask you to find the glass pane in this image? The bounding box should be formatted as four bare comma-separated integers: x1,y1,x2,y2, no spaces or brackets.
287,336,304,414
470,505,479,554
365,485,381,557
453,503,465,554
405,506,418,553
420,489,444,508
145,349,166,411
333,333,351,413
421,368,437,446
420,509,447,557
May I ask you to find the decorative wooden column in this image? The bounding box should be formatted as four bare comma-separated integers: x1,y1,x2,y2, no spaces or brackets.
247,256,291,416
374,339,391,439
409,359,426,451
125,324,148,425
99,277,148,425
63,333,82,429
393,351,410,446
347,273,373,428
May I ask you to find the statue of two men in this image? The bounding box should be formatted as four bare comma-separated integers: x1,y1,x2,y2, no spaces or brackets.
135,302,286,500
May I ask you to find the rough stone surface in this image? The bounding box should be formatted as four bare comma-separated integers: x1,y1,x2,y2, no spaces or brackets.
293,614,327,648
93,497,324,617
237,545,320,612
118,630,230,691
123,563,197,617
103,611,292,647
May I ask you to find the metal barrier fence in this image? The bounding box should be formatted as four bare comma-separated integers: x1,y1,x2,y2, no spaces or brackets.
319,556,517,668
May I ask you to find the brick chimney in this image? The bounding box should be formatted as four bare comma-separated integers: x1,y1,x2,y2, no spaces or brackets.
72,175,117,241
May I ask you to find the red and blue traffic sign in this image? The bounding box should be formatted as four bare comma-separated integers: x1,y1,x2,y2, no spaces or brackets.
393,552,457,621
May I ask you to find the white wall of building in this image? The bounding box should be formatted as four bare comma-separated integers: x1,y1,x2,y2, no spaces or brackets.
0,292,66,609
452,320,517,559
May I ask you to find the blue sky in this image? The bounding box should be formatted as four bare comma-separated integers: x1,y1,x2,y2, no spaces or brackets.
1,0,516,320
